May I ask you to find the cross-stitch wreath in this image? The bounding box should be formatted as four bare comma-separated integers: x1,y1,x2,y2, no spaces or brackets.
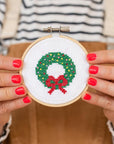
35,52,76,94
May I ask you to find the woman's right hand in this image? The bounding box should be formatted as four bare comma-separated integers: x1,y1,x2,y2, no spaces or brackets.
0,55,32,133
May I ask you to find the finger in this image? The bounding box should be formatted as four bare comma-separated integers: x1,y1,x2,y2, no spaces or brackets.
0,96,32,114
0,55,22,70
0,85,27,101
0,73,23,87
87,49,114,64
81,92,114,111
87,77,114,97
89,65,114,80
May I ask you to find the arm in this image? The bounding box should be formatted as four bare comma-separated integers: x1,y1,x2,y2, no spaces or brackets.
81,49,114,142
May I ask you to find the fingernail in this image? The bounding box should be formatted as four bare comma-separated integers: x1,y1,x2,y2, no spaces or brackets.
88,78,97,86
87,53,96,61
11,75,21,84
89,65,99,74
23,97,31,103
83,93,91,100
15,87,25,95
13,59,22,68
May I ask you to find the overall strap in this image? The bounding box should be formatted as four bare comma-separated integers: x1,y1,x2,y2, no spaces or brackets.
1,0,21,39
103,0,114,37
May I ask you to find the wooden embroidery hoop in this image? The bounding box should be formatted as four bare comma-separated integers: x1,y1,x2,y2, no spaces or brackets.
20,27,89,107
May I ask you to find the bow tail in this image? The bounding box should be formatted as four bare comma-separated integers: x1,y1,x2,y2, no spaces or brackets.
48,87,67,94
59,87,67,94
48,87,55,95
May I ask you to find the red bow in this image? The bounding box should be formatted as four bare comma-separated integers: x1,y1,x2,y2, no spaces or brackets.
46,75,68,95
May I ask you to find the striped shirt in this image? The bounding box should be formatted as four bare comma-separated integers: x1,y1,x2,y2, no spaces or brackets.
0,0,114,48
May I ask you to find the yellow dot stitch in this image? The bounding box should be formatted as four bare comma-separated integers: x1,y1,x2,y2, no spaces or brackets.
43,63,45,65
69,59,71,61
42,77,44,79
68,69,70,72
40,68,42,70
39,75,41,77
50,54,52,56
66,67,68,69
56,60,59,62
58,53,60,55
61,58,63,60
61,62,63,64
52,58,54,60
70,74,72,77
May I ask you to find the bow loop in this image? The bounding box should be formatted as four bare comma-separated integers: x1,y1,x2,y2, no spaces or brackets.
46,75,68,94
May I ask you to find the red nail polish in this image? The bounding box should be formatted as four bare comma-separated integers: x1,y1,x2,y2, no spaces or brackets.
15,87,25,95
23,97,31,103
89,65,99,74
87,53,96,61
88,78,97,86
83,93,91,100
11,75,21,84
13,59,22,68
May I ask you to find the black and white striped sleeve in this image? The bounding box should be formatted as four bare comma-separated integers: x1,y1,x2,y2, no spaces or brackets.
107,120,114,144
0,116,12,144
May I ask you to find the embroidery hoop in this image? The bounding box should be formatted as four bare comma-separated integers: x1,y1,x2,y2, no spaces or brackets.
20,28,89,107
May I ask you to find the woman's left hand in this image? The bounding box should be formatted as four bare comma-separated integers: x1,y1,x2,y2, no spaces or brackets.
82,49,114,125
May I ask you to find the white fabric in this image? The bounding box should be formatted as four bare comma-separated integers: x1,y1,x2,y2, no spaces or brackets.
47,63,65,78
0,115,12,143
22,35,89,106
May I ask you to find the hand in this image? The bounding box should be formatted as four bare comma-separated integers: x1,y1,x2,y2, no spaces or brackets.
81,50,114,125
0,55,32,133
